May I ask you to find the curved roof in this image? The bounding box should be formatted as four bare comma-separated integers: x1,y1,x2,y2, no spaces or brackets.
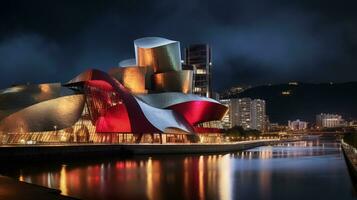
134,37,177,49
0,83,76,120
118,58,136,67
136,92,219,108
134,37,182,73
0,94,85,132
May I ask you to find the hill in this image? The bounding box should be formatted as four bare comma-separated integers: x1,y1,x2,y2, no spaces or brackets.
221,82,357,124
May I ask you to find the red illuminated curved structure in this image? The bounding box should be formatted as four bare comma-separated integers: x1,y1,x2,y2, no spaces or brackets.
167,101,227,125
67,70,160,134
66,69,194,134
136,92,228,126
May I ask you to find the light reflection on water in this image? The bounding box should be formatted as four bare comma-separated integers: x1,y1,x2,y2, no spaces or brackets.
2,141,356,200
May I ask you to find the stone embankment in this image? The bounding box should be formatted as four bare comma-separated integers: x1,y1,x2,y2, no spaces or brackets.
0,139,289,161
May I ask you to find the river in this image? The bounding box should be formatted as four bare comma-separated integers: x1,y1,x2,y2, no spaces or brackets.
0,140,356,200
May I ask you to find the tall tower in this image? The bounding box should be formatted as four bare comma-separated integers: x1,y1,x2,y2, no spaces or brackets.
237,98,252,129
251,99,266,131
222,98,266,131
184,44,212,98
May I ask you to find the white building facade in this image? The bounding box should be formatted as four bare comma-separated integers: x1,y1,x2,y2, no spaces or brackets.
220,98,266,131
288,119,308,130
316,113,344,128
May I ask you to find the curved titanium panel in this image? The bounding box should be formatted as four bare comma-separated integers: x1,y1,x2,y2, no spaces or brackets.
108,67,147,94
136,92,227,126
136,92,220,108
0,94,85,133
0,83,75,121
134,97,193,134
134,37,182,73
152,70,193,93
167,101,228,125
118,58,136,67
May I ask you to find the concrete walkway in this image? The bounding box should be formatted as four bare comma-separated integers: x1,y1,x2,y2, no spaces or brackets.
0,176,74,200
0,139,286,162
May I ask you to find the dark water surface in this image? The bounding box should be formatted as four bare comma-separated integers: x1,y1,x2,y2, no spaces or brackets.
1,141,356,200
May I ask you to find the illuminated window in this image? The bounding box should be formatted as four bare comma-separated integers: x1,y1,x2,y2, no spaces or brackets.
282,91,291,95
194,87,202,92
195,69,206,74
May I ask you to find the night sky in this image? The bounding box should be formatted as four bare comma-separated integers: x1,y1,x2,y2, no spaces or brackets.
0,0,356,91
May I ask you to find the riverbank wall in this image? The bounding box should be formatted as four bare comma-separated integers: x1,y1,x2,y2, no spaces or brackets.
0,139,289,162
341,140,357,181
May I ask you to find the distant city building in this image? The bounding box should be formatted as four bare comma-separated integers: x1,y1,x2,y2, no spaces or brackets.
211,91,220,101
220,99,232,129
349,121,357,130
237,98,252,129
288,119,308,131
251,99,266,131
269,123,288,132
220,98,266,131
265,115,271,131
184,44,212,97
316,113,344,128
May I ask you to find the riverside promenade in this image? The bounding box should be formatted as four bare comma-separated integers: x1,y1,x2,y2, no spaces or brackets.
341,140,357,180
0,139,284,161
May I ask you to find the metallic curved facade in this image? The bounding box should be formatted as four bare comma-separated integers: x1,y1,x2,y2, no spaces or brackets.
153,70,193,93
134,37,182,73
134,97,193,133
137,92,219,108
0,37,228,139
0,83,78,121
167,101,228,125
121,37,195,94
108,67,147,94
0,83,63,120
118,58,136,67
68,69,194,134
0,94,85,132
137,92,228,125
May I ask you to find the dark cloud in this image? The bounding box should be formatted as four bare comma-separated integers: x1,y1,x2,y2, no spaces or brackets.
0,0,356,91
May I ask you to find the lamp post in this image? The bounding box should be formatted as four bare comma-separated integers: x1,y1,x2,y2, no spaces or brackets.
54,125,57,136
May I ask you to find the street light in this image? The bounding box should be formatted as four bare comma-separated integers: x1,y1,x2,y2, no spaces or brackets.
54,125,57,136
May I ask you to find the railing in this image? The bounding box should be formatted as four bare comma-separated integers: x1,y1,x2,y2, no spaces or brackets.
341,139,357,171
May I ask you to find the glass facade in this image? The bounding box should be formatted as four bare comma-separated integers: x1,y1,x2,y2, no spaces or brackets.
184,44,212,98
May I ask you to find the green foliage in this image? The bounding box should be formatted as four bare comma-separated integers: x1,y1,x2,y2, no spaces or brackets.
224,126,261,137
343,132,357,148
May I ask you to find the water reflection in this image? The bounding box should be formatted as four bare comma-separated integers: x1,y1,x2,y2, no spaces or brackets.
60,165,67,195
4,140,356,200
